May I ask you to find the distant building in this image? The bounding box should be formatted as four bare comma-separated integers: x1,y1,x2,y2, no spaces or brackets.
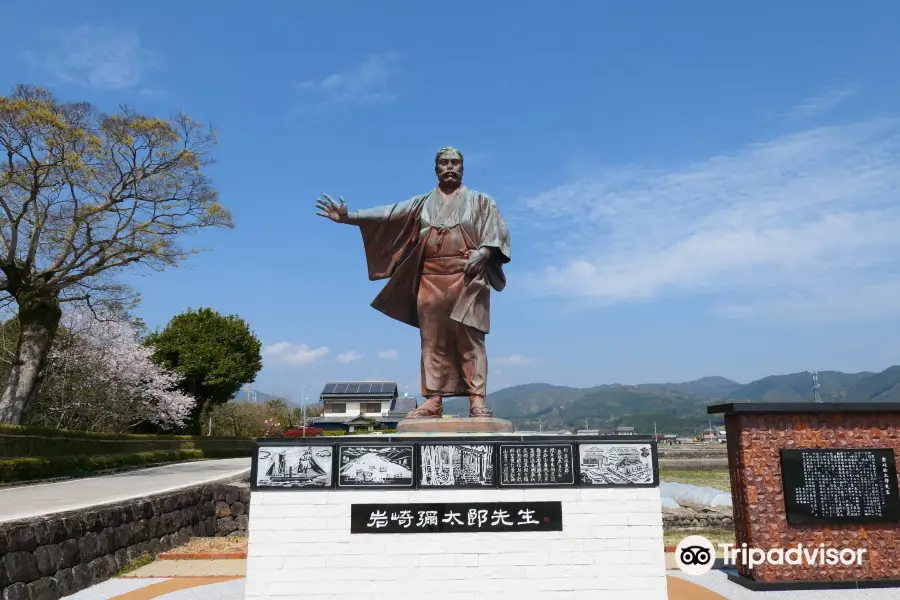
307,382,417,434
577,429,601,436
701,428,718,442
615,426,635,436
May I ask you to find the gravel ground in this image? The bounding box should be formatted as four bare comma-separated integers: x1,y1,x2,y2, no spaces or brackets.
166,537,248,554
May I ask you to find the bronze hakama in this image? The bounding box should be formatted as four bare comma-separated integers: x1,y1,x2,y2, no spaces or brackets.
349,186,511,398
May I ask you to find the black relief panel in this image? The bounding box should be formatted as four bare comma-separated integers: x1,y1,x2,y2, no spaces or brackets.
499,443,575,486
337,445,414,488
781,448,900,525
417,443,497,488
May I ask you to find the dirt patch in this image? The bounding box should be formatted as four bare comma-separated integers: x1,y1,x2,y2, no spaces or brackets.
164,537,248,555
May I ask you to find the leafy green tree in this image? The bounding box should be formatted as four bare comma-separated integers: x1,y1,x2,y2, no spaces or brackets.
0,85,232,424
145,307,262,433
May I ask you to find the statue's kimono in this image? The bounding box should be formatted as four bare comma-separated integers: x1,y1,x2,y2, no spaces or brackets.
348,186,511,397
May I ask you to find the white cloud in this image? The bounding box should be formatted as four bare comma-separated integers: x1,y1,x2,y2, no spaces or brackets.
714,281,900,323
518,118,900,321
262,342,329,366
22,24,159,91
337,351,364,363
295,53,399,108
377,349,398,359
494,354,534,366
786,83,859,119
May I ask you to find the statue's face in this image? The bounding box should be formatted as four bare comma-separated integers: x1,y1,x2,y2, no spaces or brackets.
435,151,463,186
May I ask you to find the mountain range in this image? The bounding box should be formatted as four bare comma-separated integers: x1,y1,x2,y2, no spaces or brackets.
439,365,900,435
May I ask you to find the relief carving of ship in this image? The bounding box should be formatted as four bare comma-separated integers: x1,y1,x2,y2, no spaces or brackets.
266,447,327,481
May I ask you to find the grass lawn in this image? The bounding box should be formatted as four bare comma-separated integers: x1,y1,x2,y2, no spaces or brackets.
659,469,731,491
664,529,734,548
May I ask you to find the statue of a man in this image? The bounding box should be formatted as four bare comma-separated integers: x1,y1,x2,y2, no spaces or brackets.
315,147,511,419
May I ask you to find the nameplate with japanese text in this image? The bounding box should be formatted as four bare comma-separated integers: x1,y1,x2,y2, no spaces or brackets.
781,448,900,525
499,443,574,486
350,502,563,534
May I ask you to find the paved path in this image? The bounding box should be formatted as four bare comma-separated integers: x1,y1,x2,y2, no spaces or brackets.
60,569,900,600
0,458,250,523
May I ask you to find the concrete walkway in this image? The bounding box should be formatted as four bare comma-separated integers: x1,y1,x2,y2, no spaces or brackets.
0,458,250,523
60,567,900,599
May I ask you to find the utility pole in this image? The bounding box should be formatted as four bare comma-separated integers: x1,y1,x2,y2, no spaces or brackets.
811,371,821,403
300,385,306,437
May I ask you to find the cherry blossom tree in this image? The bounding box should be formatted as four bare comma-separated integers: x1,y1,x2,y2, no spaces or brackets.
26,305,196,432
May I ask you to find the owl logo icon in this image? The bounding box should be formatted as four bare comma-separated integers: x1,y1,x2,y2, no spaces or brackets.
675,535,715,576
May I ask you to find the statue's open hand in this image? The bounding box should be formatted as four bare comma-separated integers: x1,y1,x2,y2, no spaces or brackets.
464,248,489,278
315,193,348,223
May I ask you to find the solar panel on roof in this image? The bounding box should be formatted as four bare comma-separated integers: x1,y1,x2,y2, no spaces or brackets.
321,383,337,395
348,383,361,393
356,383,371,394
334,383,349,394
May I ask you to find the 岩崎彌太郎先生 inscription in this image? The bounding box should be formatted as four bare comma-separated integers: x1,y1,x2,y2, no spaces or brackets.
781,448,900,525
350,502,563,534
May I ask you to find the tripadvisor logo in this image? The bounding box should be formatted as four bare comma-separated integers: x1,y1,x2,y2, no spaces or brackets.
675,535,716,575
675,535,868,576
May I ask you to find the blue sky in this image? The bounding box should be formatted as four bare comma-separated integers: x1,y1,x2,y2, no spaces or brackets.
4,2,900,402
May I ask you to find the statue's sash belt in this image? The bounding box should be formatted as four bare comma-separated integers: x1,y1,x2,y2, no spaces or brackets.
422,256,467,275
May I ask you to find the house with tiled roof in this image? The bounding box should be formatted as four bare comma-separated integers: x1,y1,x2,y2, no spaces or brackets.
307,381,417,433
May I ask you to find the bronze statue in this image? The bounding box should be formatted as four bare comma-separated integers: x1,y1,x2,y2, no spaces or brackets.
315,147,511,419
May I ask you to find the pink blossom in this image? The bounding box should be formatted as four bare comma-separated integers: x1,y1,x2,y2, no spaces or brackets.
52,306,196,429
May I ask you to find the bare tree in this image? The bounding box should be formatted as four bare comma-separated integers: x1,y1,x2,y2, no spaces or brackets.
0,85,233,424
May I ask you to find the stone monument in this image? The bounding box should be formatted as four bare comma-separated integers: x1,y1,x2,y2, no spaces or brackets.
709,402,900,590
314,147,513,433
241,148,671,599
243,433,669,599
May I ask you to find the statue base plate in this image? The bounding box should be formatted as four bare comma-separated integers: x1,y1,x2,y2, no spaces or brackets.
396,416,514,434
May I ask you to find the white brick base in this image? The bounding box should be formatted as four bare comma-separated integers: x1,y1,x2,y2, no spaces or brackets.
245,487,668,599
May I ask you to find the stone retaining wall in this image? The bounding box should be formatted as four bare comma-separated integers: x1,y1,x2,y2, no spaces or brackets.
662,507,733,530
0,480,250,600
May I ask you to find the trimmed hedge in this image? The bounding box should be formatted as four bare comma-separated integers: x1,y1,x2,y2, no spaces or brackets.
0,448,249,483
0,424,254,458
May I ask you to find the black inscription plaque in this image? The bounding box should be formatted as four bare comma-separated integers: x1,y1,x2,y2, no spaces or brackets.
350,502,563,534
499,443,574,486
780,448,900,525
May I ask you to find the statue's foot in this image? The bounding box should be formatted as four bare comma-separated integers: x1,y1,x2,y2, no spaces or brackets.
406,396,443,419
469,395,493,417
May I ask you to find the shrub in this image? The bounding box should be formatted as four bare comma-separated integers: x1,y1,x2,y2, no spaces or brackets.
0,447,250,483
284,427,325,438
0,424,253,458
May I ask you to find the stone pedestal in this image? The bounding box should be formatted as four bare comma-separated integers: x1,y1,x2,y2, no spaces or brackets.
396,416,514,434
245,434,667,599
709,402,900,591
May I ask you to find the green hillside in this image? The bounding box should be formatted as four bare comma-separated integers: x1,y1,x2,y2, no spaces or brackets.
472,365,900,435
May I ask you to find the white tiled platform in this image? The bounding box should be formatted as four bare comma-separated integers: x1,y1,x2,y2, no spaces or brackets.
245,487,668,600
